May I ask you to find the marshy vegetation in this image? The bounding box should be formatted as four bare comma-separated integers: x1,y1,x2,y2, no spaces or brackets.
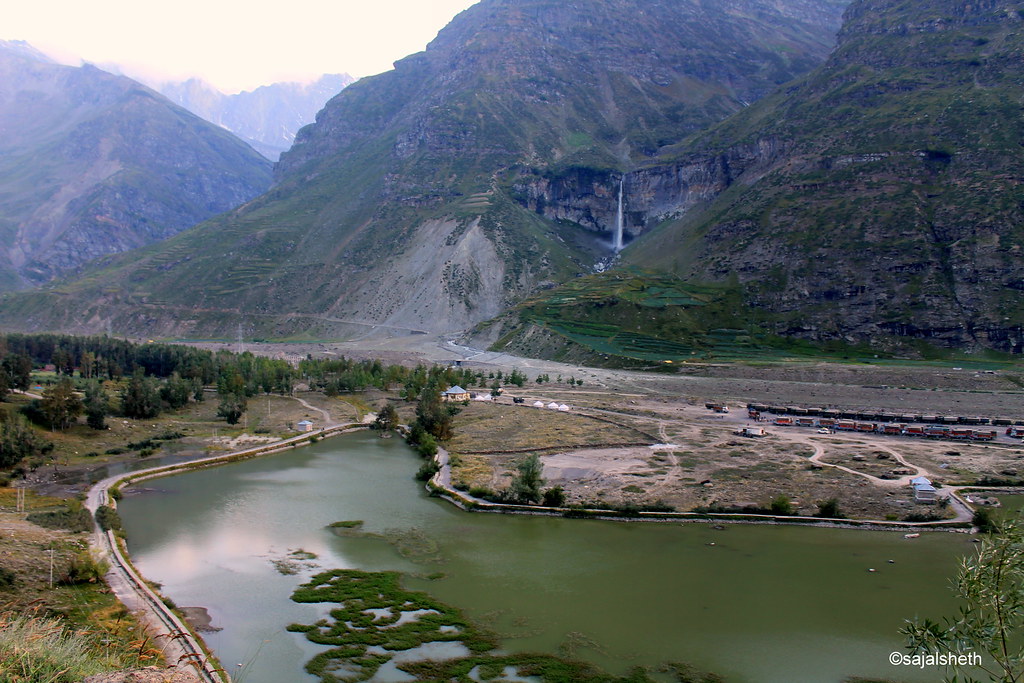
288,568,723,683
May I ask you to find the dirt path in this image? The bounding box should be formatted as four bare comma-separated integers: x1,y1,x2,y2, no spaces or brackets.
292,395,334,425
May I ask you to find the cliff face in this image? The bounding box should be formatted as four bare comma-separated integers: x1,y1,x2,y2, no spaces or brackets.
514,141,783,246
0,42,273,290
0,0,845,338
618,0,1024,352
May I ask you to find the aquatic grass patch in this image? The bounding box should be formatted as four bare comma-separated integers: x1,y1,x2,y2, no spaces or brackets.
328,520,364,529
288,569,497,681
288,569,719,683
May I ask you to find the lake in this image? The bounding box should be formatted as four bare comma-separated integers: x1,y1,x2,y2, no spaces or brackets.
119,432,976,682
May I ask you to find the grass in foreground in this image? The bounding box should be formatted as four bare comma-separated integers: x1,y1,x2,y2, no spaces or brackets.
0,609,119,682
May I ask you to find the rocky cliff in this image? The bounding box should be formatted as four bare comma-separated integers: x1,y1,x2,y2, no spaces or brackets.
0,41,273,290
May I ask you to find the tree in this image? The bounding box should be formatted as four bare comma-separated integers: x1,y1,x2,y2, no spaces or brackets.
84,381,109,430
0,415,53,469
509,454,544,504
160,373,192,410
40,377,82,430
902,515,1024,682
122,370,161,419
415,384,452,440
79,351,96,379
373,403,399,433
1,354,31,393
217,394,246,425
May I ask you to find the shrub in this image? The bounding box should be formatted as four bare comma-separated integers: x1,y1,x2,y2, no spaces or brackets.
27,501,93,533
416,434,438,458
0,566,15,588
95,505,122,532
415,461,440,482
542,486,566,507
61,550,108,585
903,512,943,523
973,507,1000,534
770,494,795,515
815,498,844,519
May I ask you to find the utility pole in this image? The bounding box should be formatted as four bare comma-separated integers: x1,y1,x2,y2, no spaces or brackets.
49,547,54,588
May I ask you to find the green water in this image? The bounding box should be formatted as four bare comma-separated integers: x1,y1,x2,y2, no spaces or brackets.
119,432,976,683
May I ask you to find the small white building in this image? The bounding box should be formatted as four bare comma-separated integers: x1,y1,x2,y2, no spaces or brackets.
441,386,471,402
297,420,314,432
914,484,938,503
910,476,937,503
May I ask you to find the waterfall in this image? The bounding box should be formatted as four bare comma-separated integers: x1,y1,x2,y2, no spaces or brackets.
613,176,624,252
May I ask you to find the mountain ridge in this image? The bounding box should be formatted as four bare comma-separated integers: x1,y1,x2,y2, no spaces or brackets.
0,0,847,340
0,42,273,290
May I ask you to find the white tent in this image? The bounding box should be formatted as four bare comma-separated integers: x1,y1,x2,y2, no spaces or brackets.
533,401,545,408
558,404,570,412
547,402,559,410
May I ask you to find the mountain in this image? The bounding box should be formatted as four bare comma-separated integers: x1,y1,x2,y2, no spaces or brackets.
0,41,273,290
618,0,1024,353
0,0,846,339
158,74,354,160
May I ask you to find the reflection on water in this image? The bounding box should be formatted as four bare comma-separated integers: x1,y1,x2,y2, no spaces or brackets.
119,432,975,683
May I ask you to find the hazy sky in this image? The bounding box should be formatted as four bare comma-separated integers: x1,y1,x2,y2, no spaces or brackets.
4,0,480,92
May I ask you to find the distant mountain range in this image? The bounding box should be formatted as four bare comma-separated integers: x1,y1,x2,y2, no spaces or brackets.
1,0,1020,358
0,40,273,290
157,74,354,160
